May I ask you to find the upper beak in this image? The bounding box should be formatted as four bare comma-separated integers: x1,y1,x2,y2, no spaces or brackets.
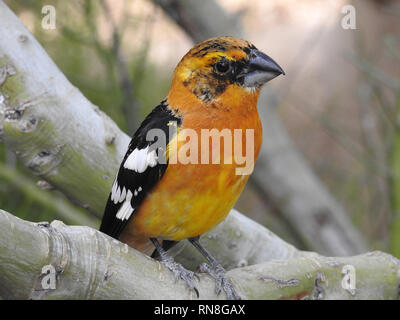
241,49,285,87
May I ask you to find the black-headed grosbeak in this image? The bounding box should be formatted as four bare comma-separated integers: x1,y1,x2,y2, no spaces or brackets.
100,37,284,299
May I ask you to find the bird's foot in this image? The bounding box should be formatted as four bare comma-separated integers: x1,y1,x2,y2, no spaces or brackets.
198,263,241,300
159,254,199,298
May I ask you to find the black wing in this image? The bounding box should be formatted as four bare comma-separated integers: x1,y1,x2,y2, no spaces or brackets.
100,100,182,239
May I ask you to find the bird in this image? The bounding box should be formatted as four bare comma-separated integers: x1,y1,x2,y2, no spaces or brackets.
100,36,284,299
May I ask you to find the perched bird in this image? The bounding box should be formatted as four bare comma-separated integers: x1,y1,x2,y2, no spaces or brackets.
100,36,284,299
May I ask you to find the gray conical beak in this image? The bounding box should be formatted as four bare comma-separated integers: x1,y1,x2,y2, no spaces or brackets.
242,49,285,87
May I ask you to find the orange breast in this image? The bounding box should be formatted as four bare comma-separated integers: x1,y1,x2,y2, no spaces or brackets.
123,82,262,241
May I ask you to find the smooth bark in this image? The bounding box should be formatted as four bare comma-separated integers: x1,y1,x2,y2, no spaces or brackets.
1,209,398,300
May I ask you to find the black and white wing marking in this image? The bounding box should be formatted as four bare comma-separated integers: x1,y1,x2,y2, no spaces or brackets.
100,99,181,239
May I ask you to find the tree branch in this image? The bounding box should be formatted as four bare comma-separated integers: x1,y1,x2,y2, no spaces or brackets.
0,161,98,227
153,0,242,43
0,0,130,216
1,209,398,300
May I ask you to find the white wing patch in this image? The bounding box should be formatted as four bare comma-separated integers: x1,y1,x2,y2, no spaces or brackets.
123,146,158,173
110,176,143,221
116,190,134,221
110,147,148,221
111,179,128,204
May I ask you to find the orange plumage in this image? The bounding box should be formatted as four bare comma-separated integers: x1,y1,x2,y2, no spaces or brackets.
120,37,264,249
101,36,284,299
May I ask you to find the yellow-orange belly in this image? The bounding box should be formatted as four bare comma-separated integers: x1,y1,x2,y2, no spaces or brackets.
126,162,250,240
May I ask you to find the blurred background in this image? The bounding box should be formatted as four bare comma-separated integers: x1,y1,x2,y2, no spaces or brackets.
1,0,399,257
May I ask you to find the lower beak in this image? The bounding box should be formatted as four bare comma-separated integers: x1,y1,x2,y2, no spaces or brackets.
242,49,285,87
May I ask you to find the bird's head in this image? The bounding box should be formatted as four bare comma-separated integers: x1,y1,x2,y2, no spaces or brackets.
171,36,285,104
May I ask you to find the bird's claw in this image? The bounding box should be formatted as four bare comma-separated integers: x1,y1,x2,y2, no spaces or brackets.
161,256,199,298
198,263,241,300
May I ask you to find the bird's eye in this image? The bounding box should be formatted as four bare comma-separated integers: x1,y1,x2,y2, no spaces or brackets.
215,58,231,74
